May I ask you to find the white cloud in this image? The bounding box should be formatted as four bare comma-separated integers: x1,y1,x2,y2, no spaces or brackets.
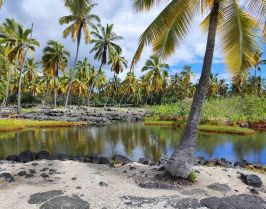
1,0,228,79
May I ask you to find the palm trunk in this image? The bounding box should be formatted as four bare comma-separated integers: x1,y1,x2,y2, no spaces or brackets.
254,66,257,95
165,0,220,178
0,67,13,115
65,30,82,107
45,80,49,107
105,72,116,107
53,75,57,108
17,23,34,114
87,62,103,107
17,61,25,114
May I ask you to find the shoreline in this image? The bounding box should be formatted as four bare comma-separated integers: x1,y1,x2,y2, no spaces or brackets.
0,158,265,209
144,121,256,135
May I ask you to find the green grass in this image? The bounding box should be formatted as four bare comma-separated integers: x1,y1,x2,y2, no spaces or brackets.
144,119,255,135
198,125,255,135
146,95,266,123
0,119,83,132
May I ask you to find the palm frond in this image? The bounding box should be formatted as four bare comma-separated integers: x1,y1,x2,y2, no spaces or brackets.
219,1,261,74
131,0,199,69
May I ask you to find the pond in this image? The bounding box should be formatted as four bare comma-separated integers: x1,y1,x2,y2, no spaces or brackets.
0,122,266,164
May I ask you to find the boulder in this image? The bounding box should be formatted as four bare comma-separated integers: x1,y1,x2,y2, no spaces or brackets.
98,156,111,165
37,150,51,160
239,172,263,188
216,158,231,167
73,155,84,162
201,194,266,209
5,155,18,162
85,155,100,164
0,172,15,182
139,158,152,165
112,154,131,165
18,150,34,163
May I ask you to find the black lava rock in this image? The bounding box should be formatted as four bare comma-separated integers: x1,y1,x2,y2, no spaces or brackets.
18,150,34,163
239,172,263,188
138,158,151,165
0,173,15,182
98,156,111,165
37,150,51,160
111,154,131,165
5,155,18,162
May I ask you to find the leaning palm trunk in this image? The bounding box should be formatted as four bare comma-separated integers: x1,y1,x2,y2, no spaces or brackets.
119,84,130,107
65,30,82,107
0,67,13,115
165,0,220,178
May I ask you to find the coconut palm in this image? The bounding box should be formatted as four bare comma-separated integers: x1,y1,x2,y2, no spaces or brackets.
120,72,139,105
89,24,123,105
180,65,194,97
0,19,39,114
0,45,14,113
60,3,100,106
142,55,169,94
106,50,128,106
42,40,70,108
131,0,262,177
64,0,92,16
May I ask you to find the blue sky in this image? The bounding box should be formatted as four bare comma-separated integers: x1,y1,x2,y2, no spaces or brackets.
1,0,265,83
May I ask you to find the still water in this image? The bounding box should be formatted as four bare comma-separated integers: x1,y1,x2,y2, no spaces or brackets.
0,122,266,164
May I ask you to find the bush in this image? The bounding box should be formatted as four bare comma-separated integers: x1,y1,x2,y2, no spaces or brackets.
187,171,197,183
146,95,266,123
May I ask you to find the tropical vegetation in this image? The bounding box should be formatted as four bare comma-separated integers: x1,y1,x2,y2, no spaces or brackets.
0,0,265,179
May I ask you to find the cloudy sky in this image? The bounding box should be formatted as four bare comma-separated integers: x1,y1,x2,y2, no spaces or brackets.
1,0,265,82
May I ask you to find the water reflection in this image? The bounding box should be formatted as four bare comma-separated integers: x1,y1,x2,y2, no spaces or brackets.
0,123,266,164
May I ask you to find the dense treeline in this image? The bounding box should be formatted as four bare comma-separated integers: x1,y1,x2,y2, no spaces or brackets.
0,1,265,112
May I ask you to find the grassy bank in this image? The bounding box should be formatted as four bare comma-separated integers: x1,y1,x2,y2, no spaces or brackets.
144,120,255,135
147,96,266,123
0,119,84,132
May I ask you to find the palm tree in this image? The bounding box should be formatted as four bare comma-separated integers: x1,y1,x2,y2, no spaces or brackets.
142,55,169,98
131,0,261,178
180,65,194,97
120,72,139,105
0,19,39,114
252,51,266,95
106,50,128,106
60,3,100,106
89,24,123,105
0,46,14,113
42,40,70,108
64,0,92,16
0,0,3,8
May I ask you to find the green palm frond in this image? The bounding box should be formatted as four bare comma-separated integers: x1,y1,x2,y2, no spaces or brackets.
133,0,165,11
246,0,266,23
131,0,199,69
219,1,261,74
